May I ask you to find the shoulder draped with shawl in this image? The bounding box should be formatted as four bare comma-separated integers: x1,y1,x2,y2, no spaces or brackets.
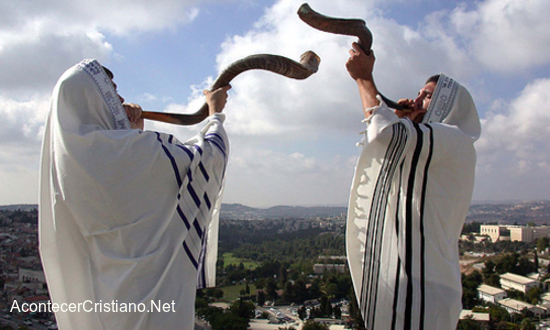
347,76,481,330
39,59,228,330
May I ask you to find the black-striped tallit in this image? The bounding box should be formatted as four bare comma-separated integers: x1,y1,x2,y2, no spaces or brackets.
39,59,228,330
347,75,480,329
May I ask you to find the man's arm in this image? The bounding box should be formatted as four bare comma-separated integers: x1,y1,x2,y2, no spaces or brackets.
345,42,380,119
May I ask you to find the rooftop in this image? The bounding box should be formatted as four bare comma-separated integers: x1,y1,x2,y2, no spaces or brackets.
500,272,538,285
478,284,505,295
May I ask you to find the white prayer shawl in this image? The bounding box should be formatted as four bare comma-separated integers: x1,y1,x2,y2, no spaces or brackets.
347,75,480,330
39,59,228,330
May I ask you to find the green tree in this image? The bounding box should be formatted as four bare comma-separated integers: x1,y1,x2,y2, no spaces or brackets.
229,299,255,320
301,320,330,330
210,312,249,330
196,306,224,324
520,318,536,330
462,271,483,309
537,237,550,253
457,317,482,330
257,290,266,306
526,286,542,304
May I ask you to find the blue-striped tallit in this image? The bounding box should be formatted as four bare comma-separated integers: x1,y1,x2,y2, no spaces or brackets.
347,76,480,330
39,59,228,330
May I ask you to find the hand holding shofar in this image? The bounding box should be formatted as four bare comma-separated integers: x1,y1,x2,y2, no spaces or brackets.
297,3,403,110
141,51,320,125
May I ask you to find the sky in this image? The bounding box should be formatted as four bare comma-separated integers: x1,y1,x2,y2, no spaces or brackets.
1,0,550,208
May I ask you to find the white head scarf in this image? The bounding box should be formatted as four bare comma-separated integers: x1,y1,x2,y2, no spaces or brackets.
422,73,481,141
39,59,228,330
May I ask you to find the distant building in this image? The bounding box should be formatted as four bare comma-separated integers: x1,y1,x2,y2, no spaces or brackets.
477,284,507,304
459,310,490,329
498,298,547,317
479,225,550,243
480,225,510,242
541,292,550,305
500,273,539,294
313,264,346,274
19,267,46,283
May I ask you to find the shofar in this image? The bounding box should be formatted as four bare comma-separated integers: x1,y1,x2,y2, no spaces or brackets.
298,3,403,110
142,51,321,125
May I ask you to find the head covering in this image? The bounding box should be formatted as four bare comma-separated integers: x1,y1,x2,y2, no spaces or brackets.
39,59,228,330
422,73,481,141
347,75,479,329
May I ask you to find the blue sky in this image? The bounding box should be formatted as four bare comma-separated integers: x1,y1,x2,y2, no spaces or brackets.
1,0,550,207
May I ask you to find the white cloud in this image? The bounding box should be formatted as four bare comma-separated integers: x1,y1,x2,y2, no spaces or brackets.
2,0,550,206
450,0,550,72
474,78,550,200
223,145,357,207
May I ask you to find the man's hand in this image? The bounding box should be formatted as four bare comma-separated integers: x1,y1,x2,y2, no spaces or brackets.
204,85,232,116
123,103,144,130
345,42,379,117
345,42,375,82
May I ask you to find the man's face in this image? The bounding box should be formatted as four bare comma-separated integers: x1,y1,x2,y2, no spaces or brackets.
109,79,125,104
414,81,436,112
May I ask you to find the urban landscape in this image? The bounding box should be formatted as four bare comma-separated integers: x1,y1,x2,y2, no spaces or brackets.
2,201,550,329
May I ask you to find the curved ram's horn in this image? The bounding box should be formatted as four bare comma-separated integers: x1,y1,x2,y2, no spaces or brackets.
297,3,403,110
142,51,320,125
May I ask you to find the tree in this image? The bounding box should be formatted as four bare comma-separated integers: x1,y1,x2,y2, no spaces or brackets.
257,290,266,307
301,320,330,330
213,288,224,300
297,306,307,320
462,271,483,309
520,318,536,330
229,299,255,320
526,286,542,305
457,317,482,330
210,312,249,330
537,237,550,253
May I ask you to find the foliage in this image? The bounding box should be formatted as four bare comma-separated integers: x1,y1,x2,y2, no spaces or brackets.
229,299,255,320
210,312,249,330
301,320,330,330
457,317,482,330
462,271,483,309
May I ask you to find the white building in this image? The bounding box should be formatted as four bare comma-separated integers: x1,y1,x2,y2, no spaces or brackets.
459,310,490,329
18,267,46,283
313,264,346,274
500,272,539,294
498,298,547,317
477,284,507,304
479,225,550,243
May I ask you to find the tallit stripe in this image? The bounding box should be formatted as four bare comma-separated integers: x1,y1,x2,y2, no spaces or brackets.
187,185,201,207
404,123,424,328
197,231,209,289
193,219,203,238
199,163,210,181
418,125,434,329
176,144,194,160
204,193,212,210
360,123,407,329
391,162,405,330
183,242,198,269
391,258,401,330
176,206,191,230
155,133,183,187
206,133,226,150
206,133,227,157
